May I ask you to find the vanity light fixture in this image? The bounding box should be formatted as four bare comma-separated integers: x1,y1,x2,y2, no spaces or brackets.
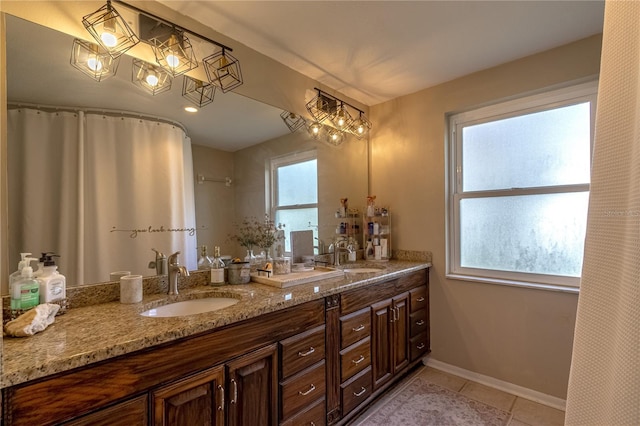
351,111,372,140
152,28,198,77
329,102,354,132
203,49,243,93
326,128,345,146
306,89,337,123
280,111,306,132
132,59,172,95
82,0,139,58
306,121,325,140
182,76,216,108
70,38,120,82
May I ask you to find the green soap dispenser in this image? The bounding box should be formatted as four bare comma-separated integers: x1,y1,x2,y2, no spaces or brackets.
11,266,40,312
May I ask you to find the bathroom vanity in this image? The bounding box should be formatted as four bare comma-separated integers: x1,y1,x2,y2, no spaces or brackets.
1,261,430,425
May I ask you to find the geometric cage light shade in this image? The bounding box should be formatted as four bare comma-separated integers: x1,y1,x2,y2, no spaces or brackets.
203,49,243,93
182,76,216,108
280,111,306,132
132,59,172,95
82,0,140,58
351,112,372,140
70,38,120,82
152,30,199,77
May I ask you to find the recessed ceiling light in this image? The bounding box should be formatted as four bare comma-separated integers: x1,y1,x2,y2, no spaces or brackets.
184,106,198,113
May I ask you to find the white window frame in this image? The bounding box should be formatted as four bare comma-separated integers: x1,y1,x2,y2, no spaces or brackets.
446,81,598,291
269,150,318,252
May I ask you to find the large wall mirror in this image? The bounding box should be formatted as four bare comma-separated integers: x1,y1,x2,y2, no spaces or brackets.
4,13,369,289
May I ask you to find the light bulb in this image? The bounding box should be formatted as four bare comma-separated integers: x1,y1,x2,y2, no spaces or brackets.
87,57,103,72
184,106,198,113
146,74,159,87
166,54,180,69
100,31,118,48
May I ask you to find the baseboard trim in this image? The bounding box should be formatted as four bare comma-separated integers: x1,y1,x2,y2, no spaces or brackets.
422,356,567,411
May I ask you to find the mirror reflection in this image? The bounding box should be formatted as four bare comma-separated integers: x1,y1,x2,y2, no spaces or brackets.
5,14,369,288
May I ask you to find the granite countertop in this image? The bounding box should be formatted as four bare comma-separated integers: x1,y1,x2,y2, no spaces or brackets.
1,260,430,388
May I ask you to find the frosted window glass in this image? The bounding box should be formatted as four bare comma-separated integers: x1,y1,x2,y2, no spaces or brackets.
275,208,318,252
277,159,317,206
462,102,591,191
460,192,589,277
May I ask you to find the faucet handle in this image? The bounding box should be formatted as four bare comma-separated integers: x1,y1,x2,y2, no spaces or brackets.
168,251,181,265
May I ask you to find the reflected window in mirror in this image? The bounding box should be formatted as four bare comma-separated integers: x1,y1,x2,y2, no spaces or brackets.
271,151,318,253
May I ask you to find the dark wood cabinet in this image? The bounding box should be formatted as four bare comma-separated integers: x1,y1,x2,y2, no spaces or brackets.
371,292,409,390
152,365,225,426
61,395,148,426
227,343,278,426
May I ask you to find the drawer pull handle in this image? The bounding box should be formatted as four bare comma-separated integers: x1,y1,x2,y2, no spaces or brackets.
417,342,426,350
353,387,367,397
298,384,316,396
352,355,366,365
417,296,425,302
231,379,238,404
298,347,315,357
217,384,225,411
352,324,366,332
416,320,425,326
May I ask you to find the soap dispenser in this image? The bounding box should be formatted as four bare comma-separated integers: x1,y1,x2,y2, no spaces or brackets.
37,254,66,303
11,265,40,312
9,252,35,288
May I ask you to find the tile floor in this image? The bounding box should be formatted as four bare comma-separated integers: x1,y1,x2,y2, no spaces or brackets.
351,366,566,426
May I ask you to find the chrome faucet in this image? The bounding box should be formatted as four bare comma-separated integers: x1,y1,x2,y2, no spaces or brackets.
167,251,189,295
333,238,351,266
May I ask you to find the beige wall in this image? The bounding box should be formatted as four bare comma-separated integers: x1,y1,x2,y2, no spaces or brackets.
370,35,602,398
191,144,235,255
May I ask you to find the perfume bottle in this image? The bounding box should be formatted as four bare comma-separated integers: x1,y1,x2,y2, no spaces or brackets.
210,246,225,285
197,245,213,270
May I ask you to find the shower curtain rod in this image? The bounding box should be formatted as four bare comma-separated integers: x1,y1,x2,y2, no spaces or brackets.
8,102,189,136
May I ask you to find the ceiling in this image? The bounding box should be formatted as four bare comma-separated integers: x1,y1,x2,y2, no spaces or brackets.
6,1,605,152
159,0,605,106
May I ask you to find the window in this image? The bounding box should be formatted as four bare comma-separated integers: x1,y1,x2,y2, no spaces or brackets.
447,82,597,289
271,150,318,252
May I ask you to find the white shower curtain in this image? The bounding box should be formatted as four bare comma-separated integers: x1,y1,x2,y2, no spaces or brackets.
565,1,640,425
8,108,197,286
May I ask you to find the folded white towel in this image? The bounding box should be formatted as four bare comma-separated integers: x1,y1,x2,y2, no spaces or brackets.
4,303,61,337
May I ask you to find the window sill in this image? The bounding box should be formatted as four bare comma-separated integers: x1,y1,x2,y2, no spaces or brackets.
446,273,580,294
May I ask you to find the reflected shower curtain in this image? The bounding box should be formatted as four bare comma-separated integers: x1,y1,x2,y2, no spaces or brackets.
8,108,197,286
565,1,640,425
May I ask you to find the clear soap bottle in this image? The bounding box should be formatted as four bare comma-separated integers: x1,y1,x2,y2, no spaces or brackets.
197,245,213,270
210,246,225,285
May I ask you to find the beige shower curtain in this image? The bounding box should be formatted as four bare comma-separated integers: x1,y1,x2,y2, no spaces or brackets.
565,1,640,425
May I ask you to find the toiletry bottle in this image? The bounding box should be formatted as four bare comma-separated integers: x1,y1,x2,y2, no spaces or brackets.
9,252,34,288
11,266,40,312
37,254,66,303
197,245,213,270
34,252,53,278
210,246,225,285
366,240,374,259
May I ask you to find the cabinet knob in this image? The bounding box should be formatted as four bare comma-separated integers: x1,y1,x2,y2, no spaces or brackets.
417,296,425,302
298,347,315,357
298,383,316,396
417,342,426,350
416,319,425,326
230,379,238,404
352,324,366,332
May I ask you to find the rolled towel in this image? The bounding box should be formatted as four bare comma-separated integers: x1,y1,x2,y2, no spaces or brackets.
4,303,61,337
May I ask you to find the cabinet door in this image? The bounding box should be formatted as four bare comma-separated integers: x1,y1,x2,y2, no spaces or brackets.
371,299,393,390
392,292,410,374
227,343,278,426
152,365,225,426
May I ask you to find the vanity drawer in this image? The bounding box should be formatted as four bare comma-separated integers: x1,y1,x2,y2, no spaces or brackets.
341,366,372,416
280,360,326,421
410,286,428,313
280,397,326,426
340,308,371,349
280,325,326,379
410,332,430,362
340,336,371,382
409,309,428,337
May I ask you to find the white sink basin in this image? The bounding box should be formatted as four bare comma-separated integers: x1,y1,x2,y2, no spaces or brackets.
140,297,239,318
343,268,384,274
